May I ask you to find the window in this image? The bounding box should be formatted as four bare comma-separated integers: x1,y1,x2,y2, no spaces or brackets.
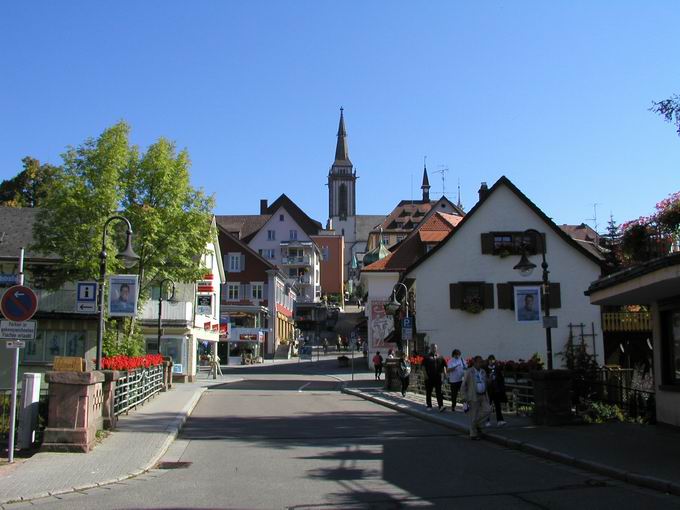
289,229,298,240
251,283,263,300
267,230,276,241
23,330,86,363
227,283,239,301
449,282,494,311
321,246,329,261
263,249,275,259
662,308,680,385
425,244,434,253
228,253,241,272
396,235,406,243
279,214,284,221
381,235,390,245
481,232,542,255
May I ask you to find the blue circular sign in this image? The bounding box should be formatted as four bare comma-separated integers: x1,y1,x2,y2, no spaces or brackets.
0,285,38,322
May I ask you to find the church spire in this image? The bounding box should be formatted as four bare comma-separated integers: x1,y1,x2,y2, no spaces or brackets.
334,107,351,164
421,157,431,202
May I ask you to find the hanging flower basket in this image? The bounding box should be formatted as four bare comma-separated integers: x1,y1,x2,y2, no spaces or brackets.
462,296,483,314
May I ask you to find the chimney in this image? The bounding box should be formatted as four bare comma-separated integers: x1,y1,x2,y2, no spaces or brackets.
478,182,490,202
260,199,268,214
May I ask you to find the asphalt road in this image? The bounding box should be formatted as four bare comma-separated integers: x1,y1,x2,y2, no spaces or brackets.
14,360,680,509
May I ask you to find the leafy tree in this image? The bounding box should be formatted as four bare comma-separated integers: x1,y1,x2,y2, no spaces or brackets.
651,94,680,136
32,122,215,354
0,157,62,207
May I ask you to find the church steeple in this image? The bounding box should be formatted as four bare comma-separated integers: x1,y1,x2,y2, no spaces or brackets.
328,108,356,220
421,158,431,202
335,107,351,164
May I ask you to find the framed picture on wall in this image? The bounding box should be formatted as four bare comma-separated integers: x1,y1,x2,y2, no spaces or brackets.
515,286,541,323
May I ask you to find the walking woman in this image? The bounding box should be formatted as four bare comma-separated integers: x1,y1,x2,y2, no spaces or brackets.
485,355,507,427
398,352,412,396
446,349,466,411
372,351,384,381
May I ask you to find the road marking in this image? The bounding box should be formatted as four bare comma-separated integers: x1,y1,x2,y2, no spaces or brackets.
298,382,311,392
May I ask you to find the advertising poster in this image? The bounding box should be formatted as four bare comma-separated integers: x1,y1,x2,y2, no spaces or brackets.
515,286,542,323
197,295,213,315
370,300,395,347
109,274,139,317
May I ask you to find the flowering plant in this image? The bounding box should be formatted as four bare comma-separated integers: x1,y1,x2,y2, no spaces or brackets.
461,296,483,314
101,354,164,371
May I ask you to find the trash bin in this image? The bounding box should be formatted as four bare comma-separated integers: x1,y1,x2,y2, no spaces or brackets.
384,358,401,391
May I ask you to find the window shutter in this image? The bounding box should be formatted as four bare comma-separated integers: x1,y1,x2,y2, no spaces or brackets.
224,255,230,272
480,233,494,254
549,282,561,308
449,283,463,309
497,283,514,310
482,284,495,309
240,254,246,272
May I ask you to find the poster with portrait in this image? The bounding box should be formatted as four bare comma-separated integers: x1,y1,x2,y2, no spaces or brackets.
109,274,139,317
514,286,541,323
370,300,395,348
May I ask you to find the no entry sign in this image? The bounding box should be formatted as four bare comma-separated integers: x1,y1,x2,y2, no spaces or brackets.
0,285,39,322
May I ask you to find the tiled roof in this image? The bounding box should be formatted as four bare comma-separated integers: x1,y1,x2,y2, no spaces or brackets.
560,223,599,243
0,207,59,261
215,215,271,241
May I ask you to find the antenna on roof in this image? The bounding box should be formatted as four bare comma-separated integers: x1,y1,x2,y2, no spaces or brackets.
434,166,449,197
586,203,600,233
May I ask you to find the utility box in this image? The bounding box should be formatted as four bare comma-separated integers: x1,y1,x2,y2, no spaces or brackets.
17,372,42,449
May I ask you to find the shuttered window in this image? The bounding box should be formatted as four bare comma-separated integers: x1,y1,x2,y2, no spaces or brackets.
496,282,561,309
449,282,495,311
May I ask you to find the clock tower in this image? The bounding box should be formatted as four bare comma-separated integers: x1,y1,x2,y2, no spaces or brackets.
328,108,356,221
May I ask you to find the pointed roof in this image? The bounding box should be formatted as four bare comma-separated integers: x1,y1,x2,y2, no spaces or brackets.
421,164,430,189
265,194,323,237
334,107,351,165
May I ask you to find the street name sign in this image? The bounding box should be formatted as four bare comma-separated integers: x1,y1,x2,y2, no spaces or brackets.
0,285,38,322
6,340,26,349
0,320,37,340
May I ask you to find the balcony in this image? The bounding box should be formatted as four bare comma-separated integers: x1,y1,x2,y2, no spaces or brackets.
286,275,313,286
139,300,193,323
281,255,311,266
602,312,652,332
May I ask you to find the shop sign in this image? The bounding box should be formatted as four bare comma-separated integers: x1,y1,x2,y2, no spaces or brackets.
197,295,213,315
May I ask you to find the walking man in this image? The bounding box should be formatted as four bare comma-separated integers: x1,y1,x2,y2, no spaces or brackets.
461,355,491,440
423,344,446,412
398,351,411,397
372,351,384,380
446,349,466,411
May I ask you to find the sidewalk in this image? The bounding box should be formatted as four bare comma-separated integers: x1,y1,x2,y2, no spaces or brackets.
343,385,680,496
0,375,240,505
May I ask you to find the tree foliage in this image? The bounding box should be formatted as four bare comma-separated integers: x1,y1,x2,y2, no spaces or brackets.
651,94,680,137
0,157,62,207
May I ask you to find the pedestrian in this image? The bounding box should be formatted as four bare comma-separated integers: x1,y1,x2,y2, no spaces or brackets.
322,338,329,355
387,348,395,359
461,355,492,440
446,349,466,411
398,351,411,396
485,355,507,427
372,351,384,380
423,344,446,412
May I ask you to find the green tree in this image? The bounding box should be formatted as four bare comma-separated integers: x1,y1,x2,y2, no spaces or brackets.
651,94,680,136
32,122,215,354
0,157,62,207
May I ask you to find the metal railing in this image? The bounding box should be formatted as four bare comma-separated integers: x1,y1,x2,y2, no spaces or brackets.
113,364,165,416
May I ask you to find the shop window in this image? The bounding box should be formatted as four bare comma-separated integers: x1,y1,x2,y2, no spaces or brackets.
23,330,86,364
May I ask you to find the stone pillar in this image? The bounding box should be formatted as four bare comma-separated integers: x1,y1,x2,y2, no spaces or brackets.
101,370,123,430
162,357,173,391
531,369,573,426
42,371,105,453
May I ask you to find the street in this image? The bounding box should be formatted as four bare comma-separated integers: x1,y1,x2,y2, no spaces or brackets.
15,360,680,510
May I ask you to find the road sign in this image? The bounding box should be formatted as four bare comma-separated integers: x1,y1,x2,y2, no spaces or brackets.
5,340,26,349
403,326,413,341
0,286,38,322
0,320,36,340
543,315,558,329
77,282,97,301
402,317,412,329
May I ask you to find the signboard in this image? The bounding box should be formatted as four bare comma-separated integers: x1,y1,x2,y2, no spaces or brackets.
108,275,139,317
172,363,184,374
53,356,85,372
197,295,213,315
402,326,413,341
0,285,38,322
76,281,98,314
542,315,558,329
0,320,37,340
514,286,542,323
0,274,17,287
6,340,25,349
370,301,395,348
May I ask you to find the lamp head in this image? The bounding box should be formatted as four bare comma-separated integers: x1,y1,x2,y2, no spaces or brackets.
513,252,536,277
116,230,140,269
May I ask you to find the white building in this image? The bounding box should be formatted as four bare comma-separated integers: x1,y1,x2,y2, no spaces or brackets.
367,176,605,368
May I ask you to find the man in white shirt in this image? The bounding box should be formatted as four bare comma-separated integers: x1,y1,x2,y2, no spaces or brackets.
460,355,491,440
446,349,466,411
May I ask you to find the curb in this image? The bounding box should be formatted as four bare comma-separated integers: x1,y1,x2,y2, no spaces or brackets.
1,386,208,506
342,387,680,497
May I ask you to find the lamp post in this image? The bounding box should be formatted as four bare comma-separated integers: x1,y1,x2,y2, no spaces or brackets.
96,216,140,370
386,282,409,357
513,228,553,370
157,278,176,355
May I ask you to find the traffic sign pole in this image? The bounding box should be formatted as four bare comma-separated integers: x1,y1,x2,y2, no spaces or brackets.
6,248,25,463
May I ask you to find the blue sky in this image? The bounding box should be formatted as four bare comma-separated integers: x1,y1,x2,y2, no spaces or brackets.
1,1,678,229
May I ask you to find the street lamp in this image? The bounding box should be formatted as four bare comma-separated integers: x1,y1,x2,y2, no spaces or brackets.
96,215,140,370
157,278,176,355
513,228,553,370
385,282,410,356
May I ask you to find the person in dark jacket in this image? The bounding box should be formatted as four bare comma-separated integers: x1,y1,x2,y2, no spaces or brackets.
423,344,446,412
398,351,412,397
485,355,507,426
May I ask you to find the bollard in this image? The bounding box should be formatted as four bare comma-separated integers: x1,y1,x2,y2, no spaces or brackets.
17,373,42,450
